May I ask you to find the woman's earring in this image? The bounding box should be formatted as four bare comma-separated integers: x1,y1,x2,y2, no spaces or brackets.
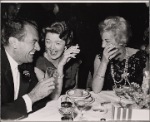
64,46,67,51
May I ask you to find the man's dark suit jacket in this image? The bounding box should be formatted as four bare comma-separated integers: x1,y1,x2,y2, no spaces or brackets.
1,46,49,120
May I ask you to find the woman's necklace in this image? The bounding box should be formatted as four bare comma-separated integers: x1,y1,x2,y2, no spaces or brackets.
110,48,131,86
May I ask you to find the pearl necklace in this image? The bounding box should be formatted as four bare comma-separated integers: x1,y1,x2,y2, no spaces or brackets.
110,48,131,86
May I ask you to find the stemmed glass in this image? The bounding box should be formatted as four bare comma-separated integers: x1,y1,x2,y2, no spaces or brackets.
113,85,124,107
74,99,89,120
45,67,56,79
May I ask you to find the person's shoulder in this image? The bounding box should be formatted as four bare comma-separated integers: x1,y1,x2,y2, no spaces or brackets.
36,55,46,62
36,55,49,66
128,47,147,55
35,55,49,70
127,47,139,56
128,47,147,61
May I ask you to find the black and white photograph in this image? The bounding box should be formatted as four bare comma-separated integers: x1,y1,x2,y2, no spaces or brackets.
1,0,149,121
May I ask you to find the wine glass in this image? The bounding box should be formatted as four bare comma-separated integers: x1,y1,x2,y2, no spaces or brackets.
74,99,89,120
45,67,56,79
113,85,124,107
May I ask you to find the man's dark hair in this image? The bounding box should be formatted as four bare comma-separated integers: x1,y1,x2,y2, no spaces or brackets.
1,18,38,46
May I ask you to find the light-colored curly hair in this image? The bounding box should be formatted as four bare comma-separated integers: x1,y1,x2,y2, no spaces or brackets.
98,16,132,46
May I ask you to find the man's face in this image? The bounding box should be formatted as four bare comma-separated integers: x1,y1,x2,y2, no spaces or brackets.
16,24,40,64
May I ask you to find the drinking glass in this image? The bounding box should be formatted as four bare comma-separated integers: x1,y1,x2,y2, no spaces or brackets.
113,85,124,107
61,115,73,121
45,67,56,79
60,96,74,120
74,99,89,120
61,96,73,108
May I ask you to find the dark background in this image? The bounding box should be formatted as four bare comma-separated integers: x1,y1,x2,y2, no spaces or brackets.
15,3,149,48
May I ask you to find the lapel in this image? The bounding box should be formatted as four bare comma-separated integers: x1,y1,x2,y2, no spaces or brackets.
1,46,14,101
18,63,38,95
1,46,38,101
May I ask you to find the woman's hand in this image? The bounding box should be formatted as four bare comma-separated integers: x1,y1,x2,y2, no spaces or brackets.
102,44,120,63
58,44,80,67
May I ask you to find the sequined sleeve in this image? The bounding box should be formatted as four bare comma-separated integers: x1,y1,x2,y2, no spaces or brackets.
128,50,147,85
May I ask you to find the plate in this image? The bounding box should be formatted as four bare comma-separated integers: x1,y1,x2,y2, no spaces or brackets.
73,96,95,104
66,89,90,99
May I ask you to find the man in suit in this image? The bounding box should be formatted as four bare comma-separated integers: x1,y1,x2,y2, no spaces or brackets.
1,19,55,120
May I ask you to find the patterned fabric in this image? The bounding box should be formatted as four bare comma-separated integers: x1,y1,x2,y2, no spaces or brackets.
35,56,81,94
98,50,147,90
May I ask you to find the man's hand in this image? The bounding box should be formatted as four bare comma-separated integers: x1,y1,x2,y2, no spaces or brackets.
28,77,55,103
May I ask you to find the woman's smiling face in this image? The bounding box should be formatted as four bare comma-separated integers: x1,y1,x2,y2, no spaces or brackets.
101,31,117,48
45,32,66,60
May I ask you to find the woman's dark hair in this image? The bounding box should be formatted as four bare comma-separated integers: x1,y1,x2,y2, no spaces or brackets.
43,21,73,48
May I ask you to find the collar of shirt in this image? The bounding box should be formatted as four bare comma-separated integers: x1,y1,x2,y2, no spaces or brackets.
5,50,19,70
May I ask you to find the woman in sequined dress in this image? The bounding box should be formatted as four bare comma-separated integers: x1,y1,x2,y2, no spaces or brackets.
92,16,147,93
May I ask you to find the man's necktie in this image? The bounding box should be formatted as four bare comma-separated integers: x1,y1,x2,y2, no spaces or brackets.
18,64,30,97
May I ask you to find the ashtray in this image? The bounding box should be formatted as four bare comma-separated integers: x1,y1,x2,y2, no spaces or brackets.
66,89,90,99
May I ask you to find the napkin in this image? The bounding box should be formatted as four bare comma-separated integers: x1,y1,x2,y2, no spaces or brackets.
112,105,150,121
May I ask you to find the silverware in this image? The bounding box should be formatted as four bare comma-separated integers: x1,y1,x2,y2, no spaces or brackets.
93,108,105,112
101,101,111,106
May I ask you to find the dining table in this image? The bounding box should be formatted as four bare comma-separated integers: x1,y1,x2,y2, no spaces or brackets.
21,91,150,121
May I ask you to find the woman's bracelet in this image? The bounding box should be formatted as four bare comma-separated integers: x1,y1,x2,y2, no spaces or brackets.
57,74,64,79
96,74,105,79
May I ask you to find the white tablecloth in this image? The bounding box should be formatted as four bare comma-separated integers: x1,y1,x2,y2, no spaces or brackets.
21,91,150,121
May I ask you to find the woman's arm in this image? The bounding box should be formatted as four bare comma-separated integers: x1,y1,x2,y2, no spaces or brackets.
51,45,80,99
92,55,108,93
92,43,122,93
34,67,45,82
50,65,64,100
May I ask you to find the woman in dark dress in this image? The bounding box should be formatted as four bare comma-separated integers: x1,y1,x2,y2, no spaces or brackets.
35,21,81,98
92,16,147,93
